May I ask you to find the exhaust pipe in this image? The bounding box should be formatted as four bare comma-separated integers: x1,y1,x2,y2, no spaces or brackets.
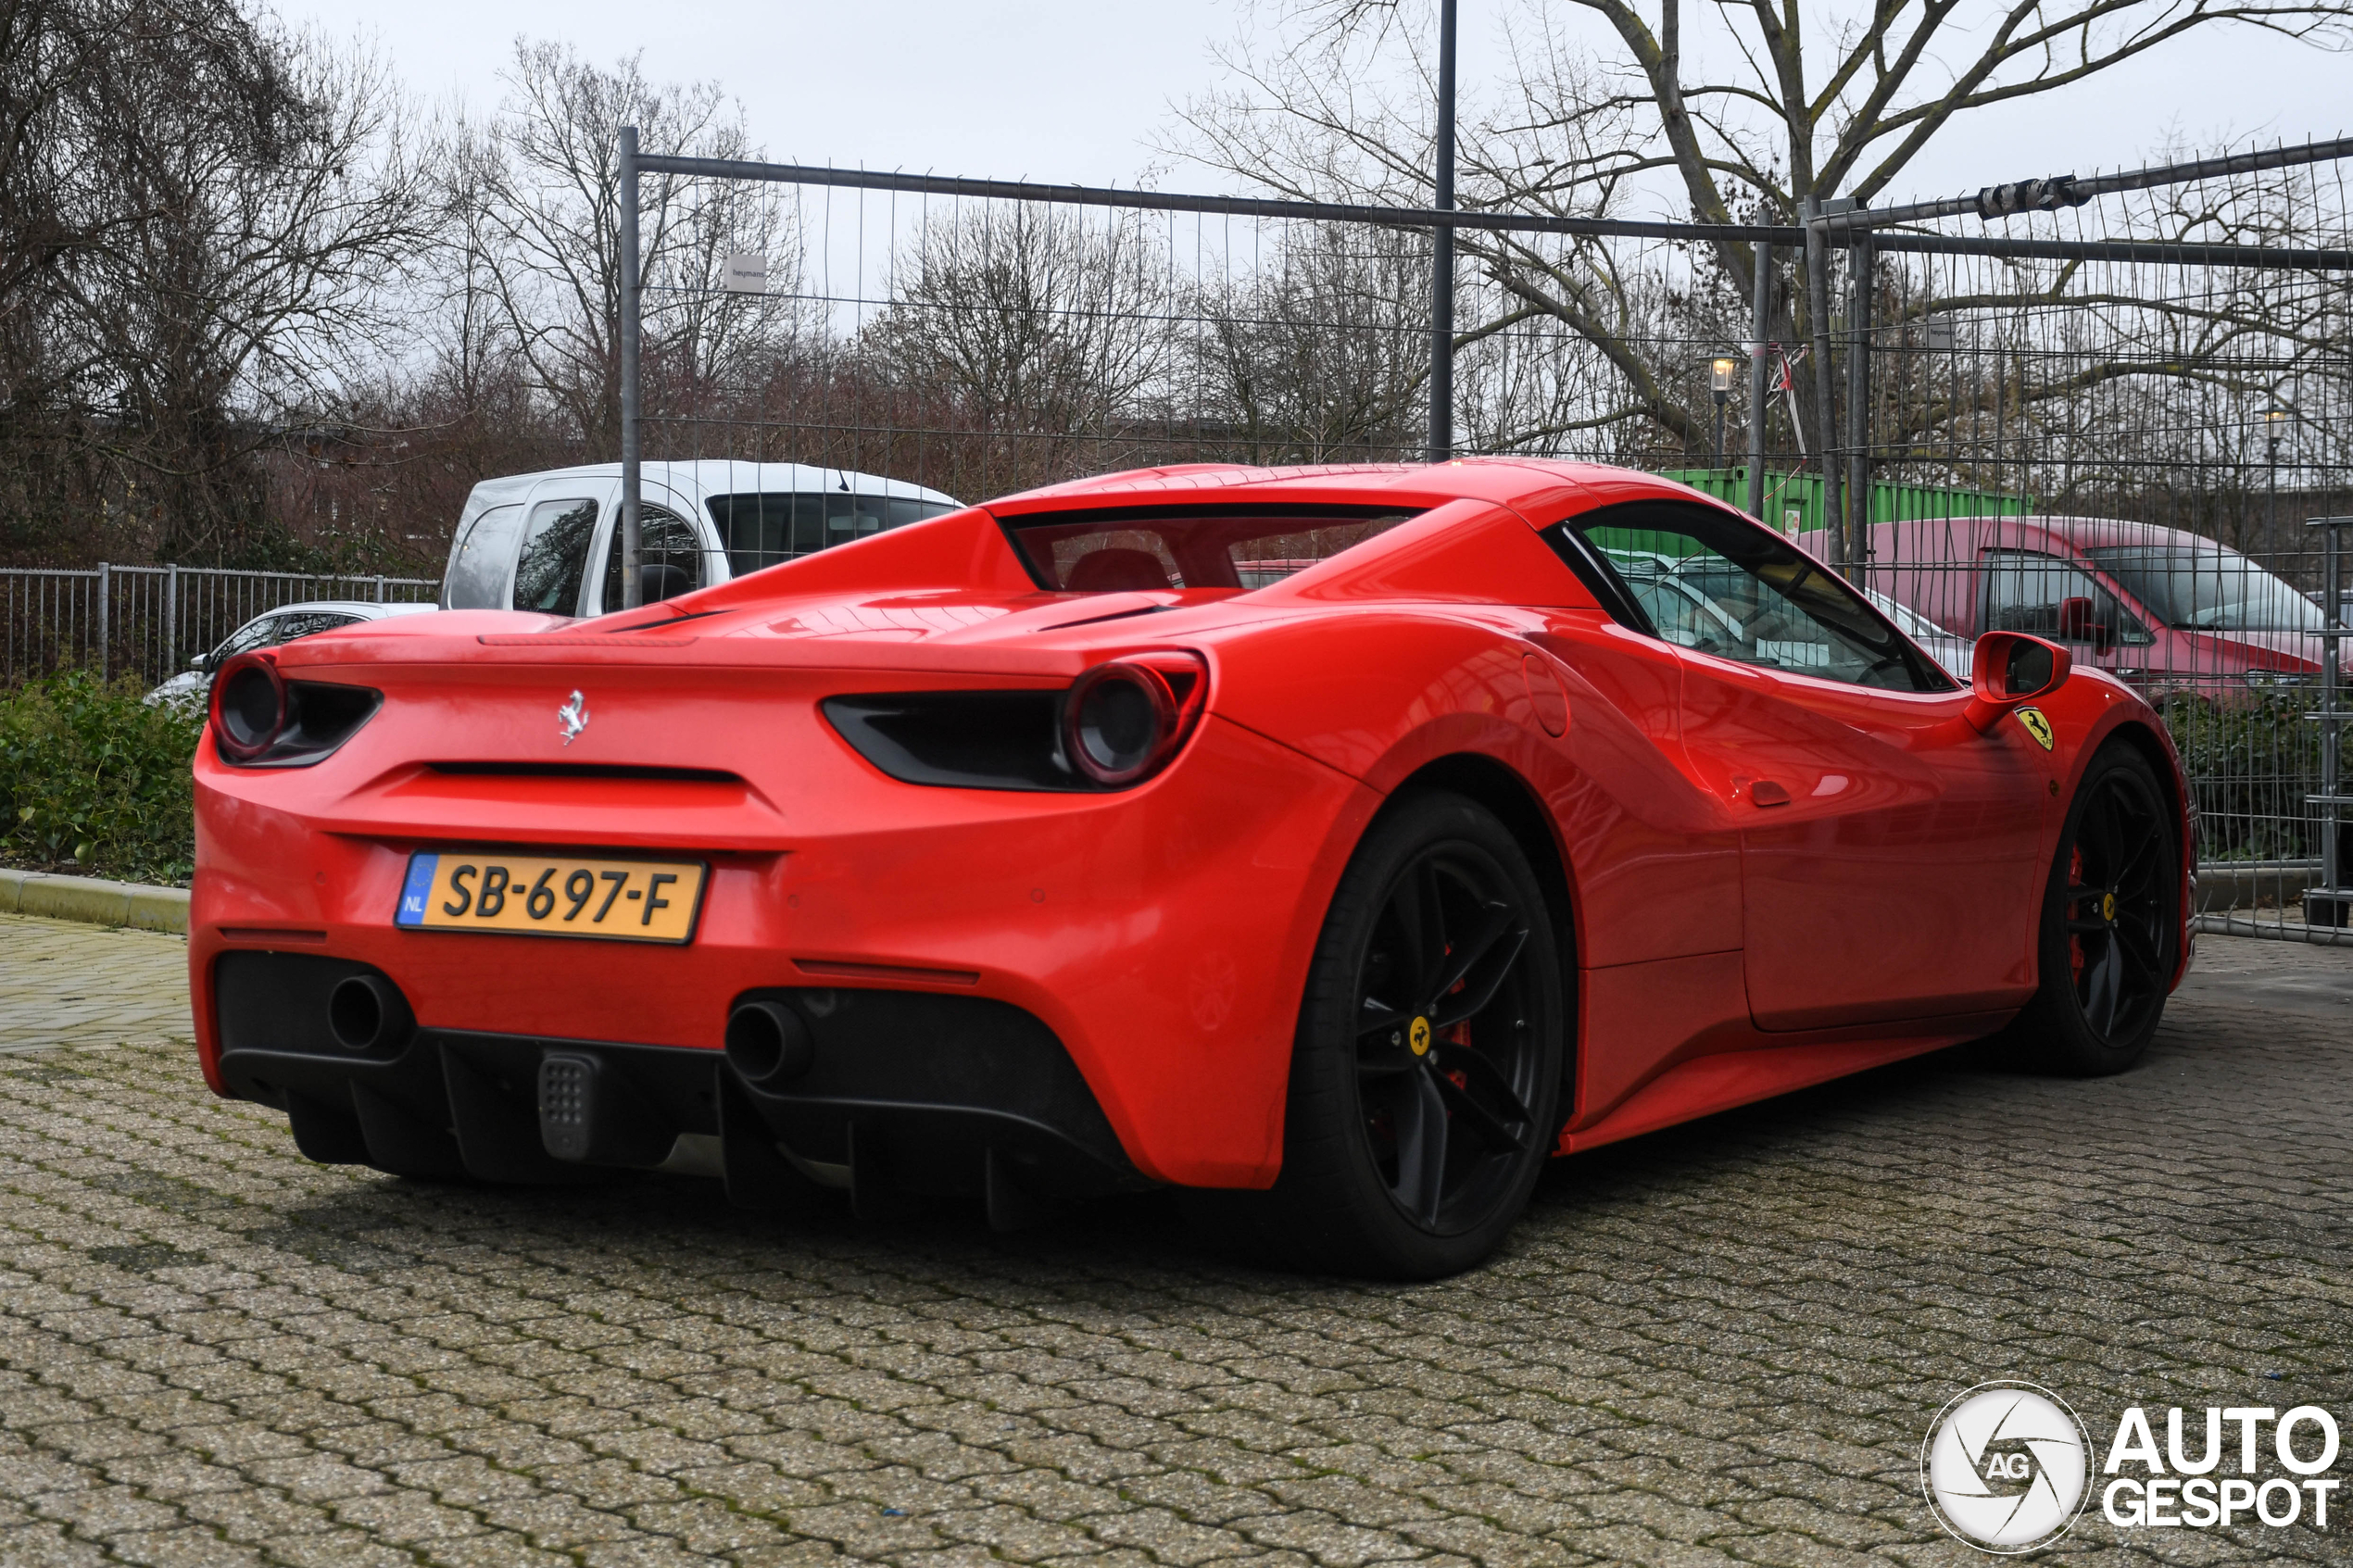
327,973,412,1053
726,999,815,1087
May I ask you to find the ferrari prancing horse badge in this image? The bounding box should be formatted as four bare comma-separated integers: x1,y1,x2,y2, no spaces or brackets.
2015,707,2055,750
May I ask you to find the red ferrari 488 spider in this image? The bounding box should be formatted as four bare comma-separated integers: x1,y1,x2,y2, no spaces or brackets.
192,461,2189,1276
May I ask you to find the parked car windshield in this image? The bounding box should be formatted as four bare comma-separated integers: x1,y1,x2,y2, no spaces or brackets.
2085,546,2323,633
1002,505,1423,592
511,497,599,613
445,502,524,609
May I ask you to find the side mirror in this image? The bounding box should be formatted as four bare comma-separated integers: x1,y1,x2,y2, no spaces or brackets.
2057,596,2094,640
189,652,212,673
1964,631,2072,733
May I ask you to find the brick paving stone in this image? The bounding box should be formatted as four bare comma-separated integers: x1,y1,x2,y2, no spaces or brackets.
4,911,2353,1563
0,913,192,1053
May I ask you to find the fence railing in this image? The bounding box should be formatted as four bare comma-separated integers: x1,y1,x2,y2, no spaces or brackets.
2,564,440,691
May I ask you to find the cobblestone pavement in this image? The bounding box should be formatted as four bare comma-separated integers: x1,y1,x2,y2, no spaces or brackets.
4,914,2351,1566
0,915,192,1054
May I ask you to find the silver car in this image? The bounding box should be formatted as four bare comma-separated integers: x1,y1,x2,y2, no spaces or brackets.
145,600,439,707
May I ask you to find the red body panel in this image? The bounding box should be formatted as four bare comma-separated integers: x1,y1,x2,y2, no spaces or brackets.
192,459,2193,1187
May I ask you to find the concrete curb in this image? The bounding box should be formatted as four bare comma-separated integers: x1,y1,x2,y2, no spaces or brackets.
0,868,189,935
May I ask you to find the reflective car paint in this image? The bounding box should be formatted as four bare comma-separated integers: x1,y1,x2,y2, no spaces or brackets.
191,459,2192,1187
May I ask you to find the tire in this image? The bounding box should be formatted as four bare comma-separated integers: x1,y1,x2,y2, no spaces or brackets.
2008,740,2181,1075
1250,791,1566,1279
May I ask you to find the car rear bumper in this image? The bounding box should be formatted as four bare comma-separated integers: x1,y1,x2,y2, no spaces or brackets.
212,950,1148,1221
190,713,1378,1187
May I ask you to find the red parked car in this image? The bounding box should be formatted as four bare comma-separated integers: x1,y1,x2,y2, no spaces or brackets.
191,462,2190,1276
1868,515,2325,696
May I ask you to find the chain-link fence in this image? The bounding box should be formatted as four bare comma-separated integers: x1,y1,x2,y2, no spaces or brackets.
1829,176,2353,940
611,144,2353,937
1,564,439,691
6,138,2343,933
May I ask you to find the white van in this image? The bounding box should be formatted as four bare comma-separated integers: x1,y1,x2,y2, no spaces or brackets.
440,461,963,616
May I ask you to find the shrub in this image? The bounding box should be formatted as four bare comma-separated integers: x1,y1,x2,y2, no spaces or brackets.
0,671,203,885
2163,687,2353,864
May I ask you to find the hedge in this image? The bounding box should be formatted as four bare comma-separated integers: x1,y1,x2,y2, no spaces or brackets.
0,671,204,886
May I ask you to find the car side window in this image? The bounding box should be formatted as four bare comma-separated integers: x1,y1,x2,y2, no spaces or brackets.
213,615,286,661
511,497,600,614
1553,500,1951,693
708,492,959,576
600,506,705,608
1982,548,2153,646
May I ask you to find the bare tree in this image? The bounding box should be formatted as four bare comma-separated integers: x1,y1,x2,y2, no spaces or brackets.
446,42,808,454
1166,0,2353,469
1187,223,1428,461
0,1,434,563
859,203,1171,483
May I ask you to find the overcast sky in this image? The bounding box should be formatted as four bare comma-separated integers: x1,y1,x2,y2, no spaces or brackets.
275,0,2347,207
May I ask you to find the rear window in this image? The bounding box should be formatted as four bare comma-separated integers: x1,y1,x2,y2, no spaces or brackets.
709,492,958,576
1000,505,1424,593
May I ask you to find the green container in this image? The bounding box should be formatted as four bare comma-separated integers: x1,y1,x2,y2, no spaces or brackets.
1658,468,2032,535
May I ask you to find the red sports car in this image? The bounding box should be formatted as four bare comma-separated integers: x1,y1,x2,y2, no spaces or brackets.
191,461,2190,1277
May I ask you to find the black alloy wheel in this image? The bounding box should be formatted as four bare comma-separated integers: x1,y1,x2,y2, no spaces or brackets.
2012,741,2180,1074
1250,791,1564,1278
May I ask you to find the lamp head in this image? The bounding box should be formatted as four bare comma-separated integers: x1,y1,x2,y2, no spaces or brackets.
1709,356,1739,404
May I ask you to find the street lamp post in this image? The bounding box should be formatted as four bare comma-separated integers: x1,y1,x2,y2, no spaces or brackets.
1709,357,1739,468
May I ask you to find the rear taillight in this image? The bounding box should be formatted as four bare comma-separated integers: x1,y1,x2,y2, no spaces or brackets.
209,652,382,768
820,650,1210,793
211,653,286,761
1063,653,1207,786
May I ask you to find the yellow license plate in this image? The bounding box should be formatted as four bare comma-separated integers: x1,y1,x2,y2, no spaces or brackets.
395,852,706,944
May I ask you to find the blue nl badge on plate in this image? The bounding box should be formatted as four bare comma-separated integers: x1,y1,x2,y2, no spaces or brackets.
396,854,439,927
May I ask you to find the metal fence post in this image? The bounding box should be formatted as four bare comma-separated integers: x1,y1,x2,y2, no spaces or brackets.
1427,0,1457,463
95,561,108,682
619,123,644,610
1747,241,1771,521
1801,197,1843,568
165,562,178,672
1844,233,1874,570
2309,516,2353,928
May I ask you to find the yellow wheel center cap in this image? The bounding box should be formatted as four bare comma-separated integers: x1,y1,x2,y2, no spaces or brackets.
1408,1016,1432,1056
2102,892,2117,922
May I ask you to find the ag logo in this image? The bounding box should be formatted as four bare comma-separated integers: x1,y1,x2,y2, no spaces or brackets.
1921,1381,2090,1553
2014,707,2055,751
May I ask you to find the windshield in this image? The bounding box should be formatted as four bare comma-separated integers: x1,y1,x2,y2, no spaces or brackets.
1002,505,1423,592
2085,546,2322,633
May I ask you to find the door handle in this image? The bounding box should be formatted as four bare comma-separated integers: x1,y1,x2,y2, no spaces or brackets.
1750,780,1792,807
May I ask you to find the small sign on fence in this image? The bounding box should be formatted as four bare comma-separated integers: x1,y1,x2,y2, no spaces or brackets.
722,253,768,295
